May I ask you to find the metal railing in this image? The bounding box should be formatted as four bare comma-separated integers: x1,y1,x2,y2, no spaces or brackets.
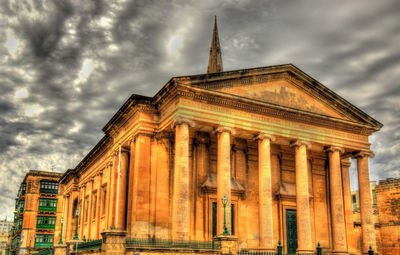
77,239,103,251
238,242,375,255
126,238,220,250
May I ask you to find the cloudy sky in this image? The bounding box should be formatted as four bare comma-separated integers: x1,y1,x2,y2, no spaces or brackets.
1,0,399,220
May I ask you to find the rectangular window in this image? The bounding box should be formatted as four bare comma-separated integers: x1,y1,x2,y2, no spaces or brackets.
102,186,107,215
231,204,235,235
92,193,97,218
372,190,377,207
85,198,89,222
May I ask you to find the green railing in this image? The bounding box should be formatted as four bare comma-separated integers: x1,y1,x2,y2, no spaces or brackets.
126,238,220,250
36,249,53,255
36,223,55,229
34,242,53,249
77,239,103,251
39,188,58,194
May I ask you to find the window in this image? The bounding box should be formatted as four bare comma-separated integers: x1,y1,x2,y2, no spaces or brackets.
39,181,59,194
212,202,217,237
92,194,97,218
372,190,377,207
102,186,107,215
85,198,89,222
36,216,56,229
352,195,357,211
231,204,235,235
38,198,57,211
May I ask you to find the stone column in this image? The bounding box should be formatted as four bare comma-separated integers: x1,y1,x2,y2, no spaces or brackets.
216,126,233,235
131,134,151,237
341,158,355,254
290,140,313,254
172,118,193,240
87,178,94,239
80,184,86,239
354,151,377,254
256,134,276,250
63,194,70,242
116,149,129,230
325,146,347,254
96,170,103,239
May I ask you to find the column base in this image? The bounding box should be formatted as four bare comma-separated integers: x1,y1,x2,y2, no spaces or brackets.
53,244,67,255
330,251,349,255
296,249,315,255
66,240,82,254
213,235,238,255
101,229,127,255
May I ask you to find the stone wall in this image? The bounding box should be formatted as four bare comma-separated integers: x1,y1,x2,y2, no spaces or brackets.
375,178,400,255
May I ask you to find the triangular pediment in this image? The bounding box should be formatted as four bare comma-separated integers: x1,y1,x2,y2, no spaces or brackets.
212,78,350,120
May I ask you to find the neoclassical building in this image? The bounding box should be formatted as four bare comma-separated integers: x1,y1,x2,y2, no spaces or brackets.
59,19,382,255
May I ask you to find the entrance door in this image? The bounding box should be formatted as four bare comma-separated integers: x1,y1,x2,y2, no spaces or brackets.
286,209,298,255
212,202,217,237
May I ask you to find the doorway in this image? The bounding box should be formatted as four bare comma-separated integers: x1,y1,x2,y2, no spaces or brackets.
286,209,297,255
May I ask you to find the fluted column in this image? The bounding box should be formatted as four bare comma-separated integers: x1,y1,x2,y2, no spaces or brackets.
341,158,355,254
215,126,233,235
325,146,347,254
256,134,275,250
354,151,376,254
172,118,193,240
290,140,313,254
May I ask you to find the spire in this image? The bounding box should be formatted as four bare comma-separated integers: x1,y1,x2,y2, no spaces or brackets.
207,16,223,73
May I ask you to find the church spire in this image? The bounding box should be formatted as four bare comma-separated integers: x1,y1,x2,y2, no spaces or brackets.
207,16,223,73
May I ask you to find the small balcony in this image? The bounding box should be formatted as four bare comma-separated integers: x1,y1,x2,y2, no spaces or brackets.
34,235,54,249
36,216,56,230
38,199,57,212
39,181,59,195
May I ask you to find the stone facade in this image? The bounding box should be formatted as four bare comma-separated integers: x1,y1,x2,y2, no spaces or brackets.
58,20,382,255
375,178,400,255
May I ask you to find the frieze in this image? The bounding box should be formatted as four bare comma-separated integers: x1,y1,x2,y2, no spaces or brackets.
180,98,368,142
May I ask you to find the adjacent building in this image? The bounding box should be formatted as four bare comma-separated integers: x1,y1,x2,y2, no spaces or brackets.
7,170,63,255
375,178,400,255
0,218,13,255
59,19,382,255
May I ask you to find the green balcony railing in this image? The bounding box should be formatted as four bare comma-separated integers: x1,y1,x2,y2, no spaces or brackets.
34,242,53,249
36,223,55,229
39,188,58,194
35,249,52,255
126,238,220,250
77,239,102,251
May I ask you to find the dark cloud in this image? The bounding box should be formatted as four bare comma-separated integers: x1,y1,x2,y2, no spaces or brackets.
0,0,399,219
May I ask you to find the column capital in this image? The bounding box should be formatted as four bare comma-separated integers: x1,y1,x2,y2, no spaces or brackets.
213,125,235,135
290,140,311,149
193,134,211,146
353,150,374,159
254,133,276,142
324,146,344,154
172,116,195,128
341,159,351,168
